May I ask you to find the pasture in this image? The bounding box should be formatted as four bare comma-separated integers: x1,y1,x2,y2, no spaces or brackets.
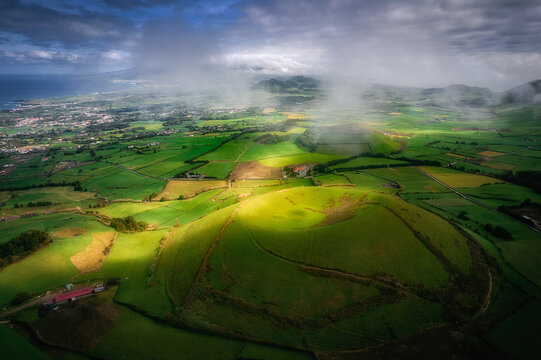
418,166,503,188
156,187,479,351
328,157,408,170
155,180,227,200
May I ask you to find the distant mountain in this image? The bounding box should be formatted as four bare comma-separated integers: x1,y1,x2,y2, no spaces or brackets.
420,84,496,107
501,79,541,104
253,75,320,94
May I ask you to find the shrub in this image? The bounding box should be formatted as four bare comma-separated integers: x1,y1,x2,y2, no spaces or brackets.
11,291,33,305
110,216,147,233
484,223,513,241
0,230,51,258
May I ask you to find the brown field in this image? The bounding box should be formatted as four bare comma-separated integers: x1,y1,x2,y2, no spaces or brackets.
34,294,122,352
389,112,402,115
54,227,88,238
230,161,283,179
70,232,116,272
446,153,467,159
478,150,506,157
262,107,275,114
481,161,514,171
156,179,228,200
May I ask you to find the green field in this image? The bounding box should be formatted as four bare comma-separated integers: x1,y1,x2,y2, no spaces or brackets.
2,80,541,358
0,216,110,305
156,187,480,351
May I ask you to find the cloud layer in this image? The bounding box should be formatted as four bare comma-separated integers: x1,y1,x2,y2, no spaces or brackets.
0,0,540,89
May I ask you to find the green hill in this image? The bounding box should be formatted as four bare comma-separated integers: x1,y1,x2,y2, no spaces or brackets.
155,187,488,351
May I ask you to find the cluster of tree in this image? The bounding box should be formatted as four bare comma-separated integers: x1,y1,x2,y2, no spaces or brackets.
457,211,470,221
110,216,147,233
0,230,51,266
254,133,290,144
483,223,513,241
296,128,319,152
73,180,85,191
199,108,259,120
26,201,54,208
393,157,441,166
163,115,192,126
0,180,85,192
11,291,33,305
87,122,130,132
498,170,541,194
314,152,385,172
88,202,107,209
498,199,541,229
144,193,159,202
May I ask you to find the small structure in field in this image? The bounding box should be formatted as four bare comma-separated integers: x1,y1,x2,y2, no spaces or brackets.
52,283,105,305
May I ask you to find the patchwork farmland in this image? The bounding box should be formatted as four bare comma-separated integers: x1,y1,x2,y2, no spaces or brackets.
1,75,541,360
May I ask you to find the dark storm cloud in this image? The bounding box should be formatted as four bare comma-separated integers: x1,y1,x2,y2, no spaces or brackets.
0,0,134,48
231,0,541,54
220,0,541,89
0,0,540,88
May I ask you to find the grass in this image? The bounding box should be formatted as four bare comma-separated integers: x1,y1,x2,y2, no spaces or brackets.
91,306,244,360
364,167,449,193
259,153,344,167
0,234,92,306
485,299,541,360
240,343,314,360
0,213,109,244
231,179,281,188
156,205,237,305
240,139,307,162
329,157,408,170
99,189,228,229
161,187,466,350
199,140,248,162
192,162,235,178
78,229,170,316
235,188,457,286
0,325,50,360
155,180,227,200
3,186,97,214
78,165,166,200
315,174,352,186
418,166,504,188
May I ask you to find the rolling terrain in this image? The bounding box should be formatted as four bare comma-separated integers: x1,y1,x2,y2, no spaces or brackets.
0,76,540,359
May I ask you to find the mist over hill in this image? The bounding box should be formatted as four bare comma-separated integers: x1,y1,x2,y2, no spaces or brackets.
253,76,541,108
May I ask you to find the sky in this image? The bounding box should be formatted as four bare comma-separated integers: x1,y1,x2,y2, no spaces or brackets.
0,0,540,90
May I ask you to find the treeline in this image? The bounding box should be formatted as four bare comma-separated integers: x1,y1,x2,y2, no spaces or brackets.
199,108,259,120
87,122,130,132
483,223,513,241
0,230,51,267
254,133,290,144
163,116,192,126
14,201,55,208
498,170,541,194
498,199,541,229
296,128,318,152
110,216,147,233
0,180,86,192
313,152,440,173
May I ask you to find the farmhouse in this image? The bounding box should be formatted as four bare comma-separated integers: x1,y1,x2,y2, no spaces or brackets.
293,165,309,177
52,283,104,304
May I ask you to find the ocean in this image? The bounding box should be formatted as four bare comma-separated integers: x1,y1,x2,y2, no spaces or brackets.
0,74,135,109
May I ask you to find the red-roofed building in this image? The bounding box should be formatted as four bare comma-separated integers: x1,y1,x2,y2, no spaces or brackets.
293,166,309,177
53,285,94,304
